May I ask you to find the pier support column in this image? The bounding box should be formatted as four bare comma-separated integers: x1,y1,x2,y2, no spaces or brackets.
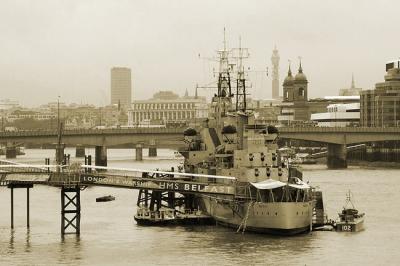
10,186,14,229
6,145,17,159
136,144,143,161
8,183,33,229
148,140,157,157
75,146,85,158
27,187,30,228
95,146,107,166
55,144,65,165
327,143,347,169
61,186,81,235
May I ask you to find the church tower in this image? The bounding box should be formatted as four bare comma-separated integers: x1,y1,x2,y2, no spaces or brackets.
282,64,294,102
293,60,308,102
271,46,280,99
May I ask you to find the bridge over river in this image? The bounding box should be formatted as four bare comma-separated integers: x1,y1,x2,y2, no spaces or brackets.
1,126,400,168
278,127,400,168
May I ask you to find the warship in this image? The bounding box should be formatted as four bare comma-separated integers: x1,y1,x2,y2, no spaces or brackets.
134,35,320,235
177,37,316,235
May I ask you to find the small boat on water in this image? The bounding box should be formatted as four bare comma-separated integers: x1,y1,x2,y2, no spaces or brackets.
335,191,365,232
96,195,115,202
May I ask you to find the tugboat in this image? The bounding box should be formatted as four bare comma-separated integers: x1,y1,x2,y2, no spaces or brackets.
335,191,365,232
177,35,318,235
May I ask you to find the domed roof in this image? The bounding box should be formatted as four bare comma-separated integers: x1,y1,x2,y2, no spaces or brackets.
294,62,308,82
294,72,307,81
283,66,294,86
283,75,294,85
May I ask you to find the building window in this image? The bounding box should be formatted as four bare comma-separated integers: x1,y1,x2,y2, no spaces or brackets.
299,88,304,97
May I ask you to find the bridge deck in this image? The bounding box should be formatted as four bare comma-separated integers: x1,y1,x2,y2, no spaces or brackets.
1,126,400,146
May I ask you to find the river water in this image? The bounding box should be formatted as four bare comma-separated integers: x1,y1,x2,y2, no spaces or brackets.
1,148,399,265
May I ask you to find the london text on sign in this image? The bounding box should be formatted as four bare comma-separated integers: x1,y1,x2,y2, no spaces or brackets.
80,175,235,195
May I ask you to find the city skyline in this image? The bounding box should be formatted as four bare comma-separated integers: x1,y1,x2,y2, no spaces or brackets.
1,0,399,106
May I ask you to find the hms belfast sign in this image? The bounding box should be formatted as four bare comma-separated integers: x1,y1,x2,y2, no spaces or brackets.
80,174,235,195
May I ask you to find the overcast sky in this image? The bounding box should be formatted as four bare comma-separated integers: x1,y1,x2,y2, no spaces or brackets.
1,0,399,106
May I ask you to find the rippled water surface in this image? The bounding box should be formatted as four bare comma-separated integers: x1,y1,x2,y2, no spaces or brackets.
1,148,400,265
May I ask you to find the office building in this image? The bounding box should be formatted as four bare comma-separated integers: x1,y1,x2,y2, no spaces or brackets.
111,67,132,109
360,60,400,127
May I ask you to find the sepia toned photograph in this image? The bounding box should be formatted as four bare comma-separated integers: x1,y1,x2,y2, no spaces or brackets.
1,1,399,265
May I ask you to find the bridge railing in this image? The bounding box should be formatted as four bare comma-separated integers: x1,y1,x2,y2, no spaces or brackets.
279,126,400,133
0,127,187,138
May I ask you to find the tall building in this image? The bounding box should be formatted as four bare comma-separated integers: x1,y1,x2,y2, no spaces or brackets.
271,47,280,99
360,60,400,127
111,67,132,109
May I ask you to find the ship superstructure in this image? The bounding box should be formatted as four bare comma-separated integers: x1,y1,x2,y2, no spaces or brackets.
179,35,315,235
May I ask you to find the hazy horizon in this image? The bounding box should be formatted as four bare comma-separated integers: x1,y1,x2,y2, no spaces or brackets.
1,0,399,107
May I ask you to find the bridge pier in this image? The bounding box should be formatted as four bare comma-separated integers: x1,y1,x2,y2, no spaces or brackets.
95,146,107,166
136,144,143,161
75,146,85,158
327,143,347,169
6,146,17,159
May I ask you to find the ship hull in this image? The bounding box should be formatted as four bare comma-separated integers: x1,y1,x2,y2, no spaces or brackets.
336,218,364,232
200,197,313,235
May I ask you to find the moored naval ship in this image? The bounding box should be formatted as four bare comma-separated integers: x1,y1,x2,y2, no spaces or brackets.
178,38,316,235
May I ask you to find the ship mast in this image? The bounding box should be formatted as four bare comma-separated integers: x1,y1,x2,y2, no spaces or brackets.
217,28,233,98
234,36,249,112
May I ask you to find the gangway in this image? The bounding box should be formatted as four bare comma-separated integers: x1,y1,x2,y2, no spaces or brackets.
0,162,236,235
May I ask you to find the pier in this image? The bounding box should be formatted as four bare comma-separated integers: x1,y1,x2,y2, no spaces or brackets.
0,161,235,235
